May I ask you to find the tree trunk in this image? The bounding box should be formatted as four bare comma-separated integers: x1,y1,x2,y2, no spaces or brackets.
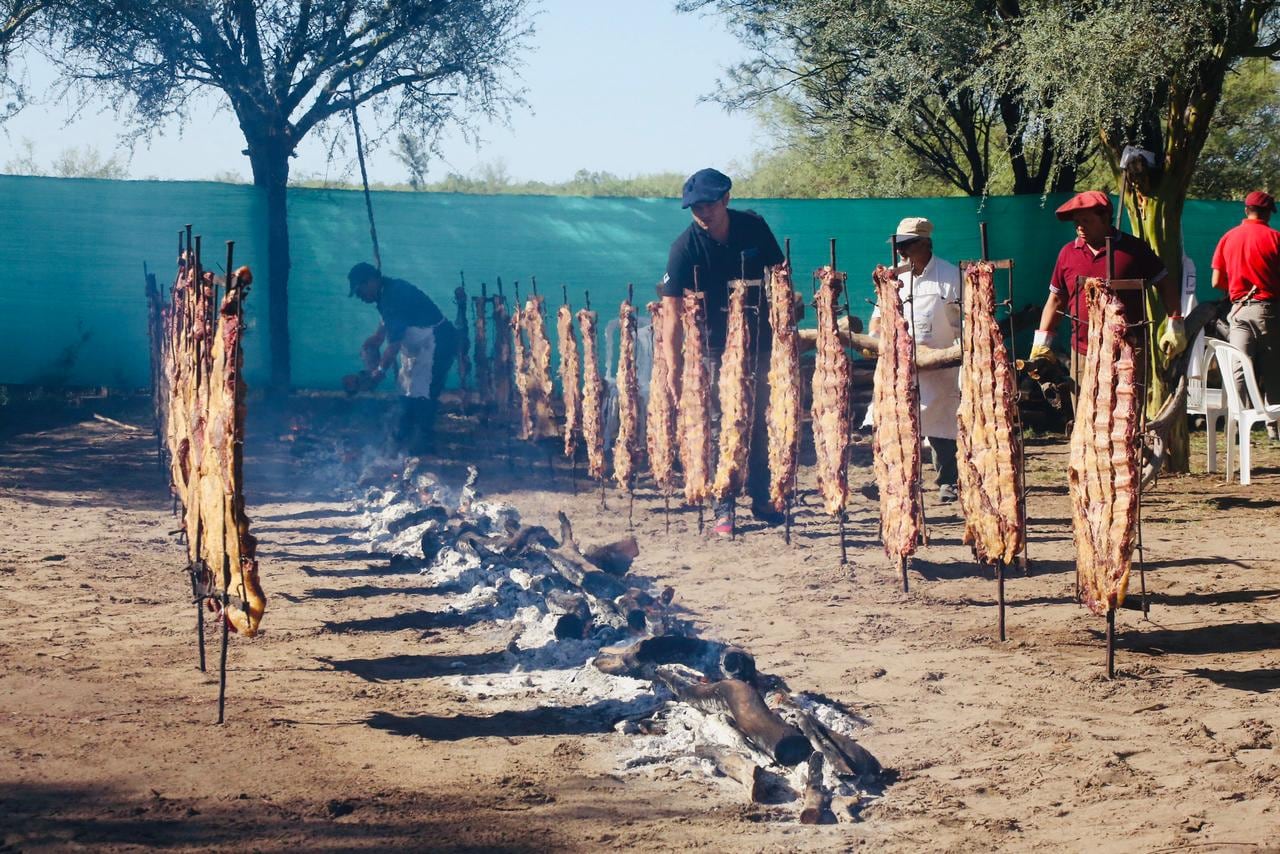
246,135,293,391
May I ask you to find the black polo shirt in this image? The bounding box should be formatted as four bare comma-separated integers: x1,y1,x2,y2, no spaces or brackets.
661,208,785,351
377,277,444,344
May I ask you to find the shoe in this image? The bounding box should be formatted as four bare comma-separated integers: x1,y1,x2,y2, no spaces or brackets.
711,515,734,537
937,484,958,504
749,501,786,527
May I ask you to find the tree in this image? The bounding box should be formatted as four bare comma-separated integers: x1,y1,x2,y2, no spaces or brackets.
681,0,1090,196
1005,0,1280,470
48,1,532,389
392,131,431,190
1,1,46,119
1190,56,1280,200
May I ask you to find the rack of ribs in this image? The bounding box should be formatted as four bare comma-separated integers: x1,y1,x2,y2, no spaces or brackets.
523,295,558,439
472,292,490,403
811,267,851,517
557,303,582,458
453,286,471,393
1069,277,1140,615
711,280,754,502
613,298,641,489
766,263,801,512
578,307,607,480
645,299,678,495
870,264,922,559
491,293,513,413
679,290,713,505
957,262,1025,566
197,282,265,635
510,301,533,439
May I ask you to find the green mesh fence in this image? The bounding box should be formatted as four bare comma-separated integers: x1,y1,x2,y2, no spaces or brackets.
0,174,1246,390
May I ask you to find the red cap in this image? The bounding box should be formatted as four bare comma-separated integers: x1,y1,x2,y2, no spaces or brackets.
1245,190,1276,211
1055,190,1113,221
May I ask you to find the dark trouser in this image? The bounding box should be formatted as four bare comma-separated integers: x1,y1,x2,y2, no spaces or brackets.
928,437,957,488
709,349,772,518
395,322,458,455
1227,300,1279,407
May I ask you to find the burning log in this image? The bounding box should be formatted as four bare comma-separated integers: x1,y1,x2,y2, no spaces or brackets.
695,745,769,803
653,669,813,767
678,291,713,506
711,280,754,503
811,267,851,516
799,752,830,825
1069,278,1140,615
613,297,641,490
578,308,606,480
871,264,922,560
557,304,582,458
957,262,1024,566
766,264,802,512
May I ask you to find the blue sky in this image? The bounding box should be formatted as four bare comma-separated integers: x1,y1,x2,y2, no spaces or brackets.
0,2,765,185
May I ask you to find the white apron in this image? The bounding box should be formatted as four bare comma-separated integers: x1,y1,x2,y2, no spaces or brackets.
397,325,437,399
863,256,962,440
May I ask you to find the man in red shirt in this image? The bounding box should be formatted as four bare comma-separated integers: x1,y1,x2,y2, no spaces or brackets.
1211,190,1280,416
1031,191,1184,370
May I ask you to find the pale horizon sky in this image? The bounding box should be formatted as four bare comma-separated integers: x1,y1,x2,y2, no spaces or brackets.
0,2,768,186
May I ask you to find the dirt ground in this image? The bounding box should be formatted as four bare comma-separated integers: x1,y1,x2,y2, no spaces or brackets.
2,394,1280,853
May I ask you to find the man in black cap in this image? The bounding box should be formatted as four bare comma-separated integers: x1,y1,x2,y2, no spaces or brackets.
660,168,786,535
348,262,457,455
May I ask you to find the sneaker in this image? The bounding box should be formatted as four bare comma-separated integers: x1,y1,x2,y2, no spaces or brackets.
711,515,734,537
938,484,958,504
749,501,787,527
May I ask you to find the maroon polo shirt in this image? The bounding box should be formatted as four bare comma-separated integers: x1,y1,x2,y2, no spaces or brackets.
1048,229,1167,353
1210,218,1280,301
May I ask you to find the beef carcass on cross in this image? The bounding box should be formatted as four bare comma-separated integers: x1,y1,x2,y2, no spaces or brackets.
811,266,851,517
711,280,754,503
522,295,558,439
870,264,922,559
613,298,641,490
766,263,801,512
645,299,678,496
678,290,713,505
1069,277,1140,615
957,261,1025,567
578,307,607,480
557,303,582,458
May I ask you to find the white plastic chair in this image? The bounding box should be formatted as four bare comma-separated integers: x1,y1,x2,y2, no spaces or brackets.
1204,339,1280,485
1186,331,1227,472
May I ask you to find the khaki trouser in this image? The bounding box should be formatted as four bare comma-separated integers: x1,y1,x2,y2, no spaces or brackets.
1227,300,1279,408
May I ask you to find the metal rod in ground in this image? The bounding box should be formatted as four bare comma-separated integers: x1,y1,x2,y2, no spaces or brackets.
217,593,230,723
191,563,206,672
996,562,1007,641
628,487,635,530
783,496,792,545
599,477,605,510
664,493,670,535
837,511,847,566
698,505,705,534
900,555,909,592
1105,608,1116,679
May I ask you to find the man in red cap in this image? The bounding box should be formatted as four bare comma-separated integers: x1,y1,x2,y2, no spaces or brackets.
1211,190,1280,420
1030,190,1184,369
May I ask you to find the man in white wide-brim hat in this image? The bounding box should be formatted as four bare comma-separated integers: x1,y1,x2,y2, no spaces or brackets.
864,216,963,503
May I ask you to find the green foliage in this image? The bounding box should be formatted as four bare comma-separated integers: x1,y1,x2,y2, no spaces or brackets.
3,138,127,178
1191,57,1280,200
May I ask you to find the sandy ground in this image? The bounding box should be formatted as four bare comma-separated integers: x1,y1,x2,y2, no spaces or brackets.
2,394,1280,853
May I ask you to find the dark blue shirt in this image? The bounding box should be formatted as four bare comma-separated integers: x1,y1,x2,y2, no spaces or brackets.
661,208,784,350
377,277,444,344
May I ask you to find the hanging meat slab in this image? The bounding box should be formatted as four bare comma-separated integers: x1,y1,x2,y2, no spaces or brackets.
472,292,490,403
679,291,713,505
870,264,922,559
613,299,641,489
645,299,678,494
711,280,754,502
557,303,582,458
523,295,558,439
453,286,471,393
1069,277,1140,616
766,263,801,512
510,301,533,439
491,293,513,413
957,262,1025,566
578,307,607,480
811,267,851,516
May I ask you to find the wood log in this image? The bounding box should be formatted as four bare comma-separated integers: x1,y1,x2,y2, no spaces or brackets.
767,688,881,779
593,635,725,678
583,536,640,575
799,751,830,824
694,745,768,803
719,647,757,683
547,591,593,640
653,670,812,767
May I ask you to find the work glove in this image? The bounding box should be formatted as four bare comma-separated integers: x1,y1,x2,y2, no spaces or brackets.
1159,316,1187,359
1029,330,1058,365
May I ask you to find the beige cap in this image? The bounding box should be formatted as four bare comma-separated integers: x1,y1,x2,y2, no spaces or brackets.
889,216,933,243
